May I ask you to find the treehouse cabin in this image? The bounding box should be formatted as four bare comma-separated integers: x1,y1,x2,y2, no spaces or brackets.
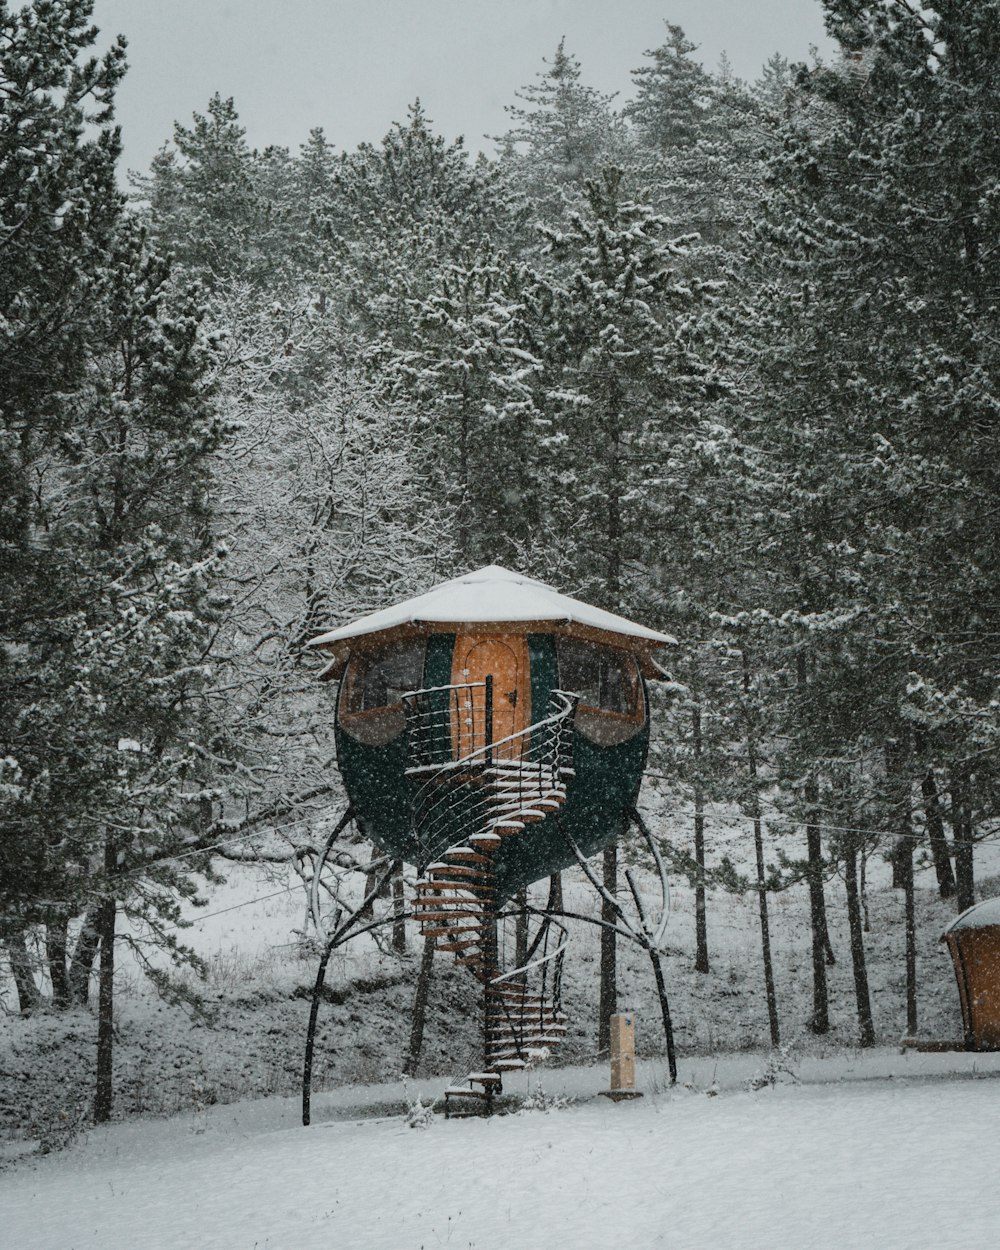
308,564,674,899
308,565,672,1110
942,899,1000,1051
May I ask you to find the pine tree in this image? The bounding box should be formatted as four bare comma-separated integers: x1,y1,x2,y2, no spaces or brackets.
495,40,628,227
135,94,287,289
0,12,236,1128
528,166,713,616
1,0,127,985
374,242,544,564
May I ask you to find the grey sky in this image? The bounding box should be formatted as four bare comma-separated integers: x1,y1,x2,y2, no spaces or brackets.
91,0,835,173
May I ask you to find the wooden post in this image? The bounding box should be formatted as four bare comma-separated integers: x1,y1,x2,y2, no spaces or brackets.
611,1012,635,1090
602,1011,642,1100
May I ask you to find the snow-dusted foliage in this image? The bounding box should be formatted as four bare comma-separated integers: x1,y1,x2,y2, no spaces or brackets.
6,0,1000,1139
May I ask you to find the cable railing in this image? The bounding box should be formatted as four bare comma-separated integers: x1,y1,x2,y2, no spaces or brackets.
402,683,577,870
487,912,568,1066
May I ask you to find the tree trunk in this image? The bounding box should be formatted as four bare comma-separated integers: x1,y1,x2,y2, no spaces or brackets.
692,705,709,974
887,738,918,1035
68,906,101,1005
805,786,831,1034
360,850,389,920
2,926,39,1013
752,811,780,1047
93,893,116,1123
950,768,975,913
391,860,406,954
743,650,779,1045
402,935,435,1078
797,655,834,1005
547,871,563,914
45,915,71,1008
899,836,918,1036
598,842,618,1055
921,768,957,899
844,845,875,1046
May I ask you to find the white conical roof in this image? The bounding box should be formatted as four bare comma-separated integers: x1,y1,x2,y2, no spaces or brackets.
308,564,675,651
942,896,1000,935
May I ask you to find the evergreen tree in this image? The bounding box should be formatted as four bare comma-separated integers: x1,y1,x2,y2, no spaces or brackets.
529,167,713,615
135,94,287,289
375,243,544,564
496,41,628,227
1,0,127,975
0,11,231,1120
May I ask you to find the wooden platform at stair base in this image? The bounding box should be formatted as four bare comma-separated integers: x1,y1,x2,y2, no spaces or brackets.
443,1072,501,1118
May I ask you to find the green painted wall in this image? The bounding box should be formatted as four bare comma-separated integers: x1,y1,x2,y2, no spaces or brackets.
334,629,650,898
335,635,455,859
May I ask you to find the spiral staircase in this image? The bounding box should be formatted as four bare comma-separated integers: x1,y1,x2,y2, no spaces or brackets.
403,680,577,1115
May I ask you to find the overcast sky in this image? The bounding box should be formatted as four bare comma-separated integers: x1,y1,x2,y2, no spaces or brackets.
90,0,835,174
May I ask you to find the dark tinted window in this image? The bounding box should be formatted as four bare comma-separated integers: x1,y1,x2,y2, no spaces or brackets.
346,640,426,714
557,639,639,716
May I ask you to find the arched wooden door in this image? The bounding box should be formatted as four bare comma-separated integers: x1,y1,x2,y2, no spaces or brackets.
451,634,530,760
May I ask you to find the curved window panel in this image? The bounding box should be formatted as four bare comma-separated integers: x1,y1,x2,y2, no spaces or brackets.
340,640,426,745
557,638,644,745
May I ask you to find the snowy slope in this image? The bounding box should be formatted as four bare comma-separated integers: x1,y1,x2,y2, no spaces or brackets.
5,1053,1000,1250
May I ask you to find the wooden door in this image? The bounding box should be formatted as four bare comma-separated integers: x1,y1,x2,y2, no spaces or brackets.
451,634,530,760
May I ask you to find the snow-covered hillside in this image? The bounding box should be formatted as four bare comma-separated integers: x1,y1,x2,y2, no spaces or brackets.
3,820,992,1158
6,1050,1000,1250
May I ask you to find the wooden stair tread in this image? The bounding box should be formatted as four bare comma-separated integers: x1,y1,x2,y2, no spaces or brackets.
422,924,488,936
418,912,479,924
404,698,575,1115
425,863,491,878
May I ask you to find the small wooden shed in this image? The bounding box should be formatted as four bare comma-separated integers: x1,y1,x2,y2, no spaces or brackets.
941,898,1000,1051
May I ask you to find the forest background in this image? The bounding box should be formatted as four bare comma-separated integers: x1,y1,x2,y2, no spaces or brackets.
3,0,1000,1121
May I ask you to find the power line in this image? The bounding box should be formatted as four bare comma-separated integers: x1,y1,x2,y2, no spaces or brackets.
184,883,302,924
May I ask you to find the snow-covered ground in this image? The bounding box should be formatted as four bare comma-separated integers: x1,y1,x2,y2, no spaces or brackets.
6,806,1000,1249
5,1050,1000,1250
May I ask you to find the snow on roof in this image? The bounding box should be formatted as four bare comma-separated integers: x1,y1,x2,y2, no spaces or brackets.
942,896,1000,936
307,564,676,650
